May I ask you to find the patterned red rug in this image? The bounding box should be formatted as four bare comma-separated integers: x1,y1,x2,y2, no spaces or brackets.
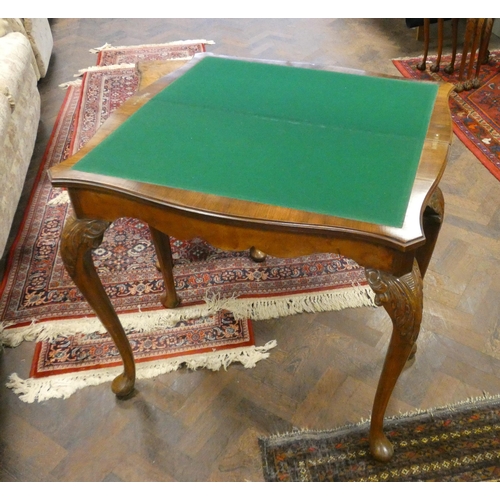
0,41,374,402
393,50,500,181
259,394,500,481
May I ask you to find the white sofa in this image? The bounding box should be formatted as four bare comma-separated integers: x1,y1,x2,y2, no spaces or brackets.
0,18,53,258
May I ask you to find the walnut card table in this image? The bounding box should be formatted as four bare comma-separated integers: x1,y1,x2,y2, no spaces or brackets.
49,53,453,462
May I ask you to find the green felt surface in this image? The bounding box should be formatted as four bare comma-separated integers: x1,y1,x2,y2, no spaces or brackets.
72,56,439,227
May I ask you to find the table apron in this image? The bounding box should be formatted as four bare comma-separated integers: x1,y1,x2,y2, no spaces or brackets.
68,188,418,276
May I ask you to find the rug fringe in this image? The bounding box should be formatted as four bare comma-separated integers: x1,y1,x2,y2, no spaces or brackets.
89,40,215,53
89,42,114,53
58,80,83,89
223,286,376,321
47,189,70,206
5,340,276,403
262,392,500,444
0,320,34,347
0,286,375,346
384,392,500,420
74,63,137,77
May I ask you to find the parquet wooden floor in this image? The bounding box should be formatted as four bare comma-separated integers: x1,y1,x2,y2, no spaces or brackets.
1,18,499,482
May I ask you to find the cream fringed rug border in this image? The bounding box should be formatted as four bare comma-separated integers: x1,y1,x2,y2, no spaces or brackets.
0,40,375,403
2,286,374,403
1,287,374,348
6,339,278,404
2,284,372,404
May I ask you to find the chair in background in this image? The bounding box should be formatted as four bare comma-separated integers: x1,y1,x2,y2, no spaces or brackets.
455,18,495,91
413,19,458,73
408,18,496,92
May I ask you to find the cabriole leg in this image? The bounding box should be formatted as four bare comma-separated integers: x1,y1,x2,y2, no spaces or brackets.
149,226,180,308
416,187,444,279
365,260,423,462
60,215,136,397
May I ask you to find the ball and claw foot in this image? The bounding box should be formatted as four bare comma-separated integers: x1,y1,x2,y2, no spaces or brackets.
471,77,481,89
444,64,455,75
370,432,394,463
111,373,135,399
416,62,426,71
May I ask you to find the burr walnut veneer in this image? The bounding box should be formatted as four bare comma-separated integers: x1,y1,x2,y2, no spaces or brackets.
49,53,454,462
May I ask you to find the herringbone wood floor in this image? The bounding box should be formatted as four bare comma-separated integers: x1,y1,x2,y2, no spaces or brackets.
1,18,500,482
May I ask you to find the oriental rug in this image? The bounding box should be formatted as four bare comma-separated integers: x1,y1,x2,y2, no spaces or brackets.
259,394,500,482
393,50,500,181
0,41,374,402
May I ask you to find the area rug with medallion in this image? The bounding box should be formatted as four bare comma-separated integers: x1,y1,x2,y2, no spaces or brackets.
259,394,500,482
0,41,375,403
393,50,500,181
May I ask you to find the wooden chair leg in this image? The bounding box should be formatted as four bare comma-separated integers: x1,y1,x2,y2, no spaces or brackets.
456,18,477,92
445,19,459,74
474,18,494,87
416,19,430,71
431,19,444,72
415,26,424,41
479,18,494,64
465,18,484,89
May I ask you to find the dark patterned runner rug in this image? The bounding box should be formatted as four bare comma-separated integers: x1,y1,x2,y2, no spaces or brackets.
393,50,500,181
259,395,500,481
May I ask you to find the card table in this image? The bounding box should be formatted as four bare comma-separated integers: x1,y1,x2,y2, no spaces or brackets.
49,53,453,462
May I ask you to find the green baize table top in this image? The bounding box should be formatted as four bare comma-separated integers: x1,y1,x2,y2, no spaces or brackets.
72,56,439,228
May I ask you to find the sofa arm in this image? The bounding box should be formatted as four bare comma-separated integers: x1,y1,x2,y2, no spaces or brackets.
23,18,53,78
0,32,38,105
